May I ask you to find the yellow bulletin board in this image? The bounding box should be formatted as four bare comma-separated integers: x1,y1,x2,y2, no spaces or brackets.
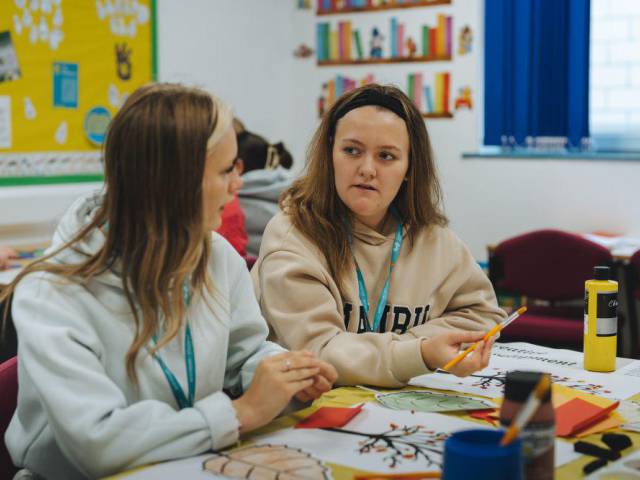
0,0,156,186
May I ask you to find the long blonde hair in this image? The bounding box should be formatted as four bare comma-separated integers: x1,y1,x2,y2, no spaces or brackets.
282,83,447,296
0,83,232,382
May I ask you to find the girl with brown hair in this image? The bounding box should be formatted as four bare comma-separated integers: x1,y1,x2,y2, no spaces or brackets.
252,84,505,388
1,84,336,479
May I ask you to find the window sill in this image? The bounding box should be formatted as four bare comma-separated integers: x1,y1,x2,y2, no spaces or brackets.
462,147,640,161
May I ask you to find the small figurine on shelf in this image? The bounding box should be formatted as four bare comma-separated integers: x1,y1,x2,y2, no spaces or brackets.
458,25,473,55
406,36,417,57
293,43,314,58
370,27,384,59
318,82,328,118
454,86,473,110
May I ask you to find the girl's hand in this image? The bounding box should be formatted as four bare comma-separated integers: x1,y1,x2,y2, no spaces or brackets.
420,330,494,377
294,359,338,403
0,246,18,270
232,351,322,432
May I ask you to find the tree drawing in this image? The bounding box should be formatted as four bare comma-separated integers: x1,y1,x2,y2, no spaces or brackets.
324,424,448,470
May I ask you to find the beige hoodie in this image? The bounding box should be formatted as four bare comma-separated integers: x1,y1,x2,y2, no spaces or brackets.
252,212,506,387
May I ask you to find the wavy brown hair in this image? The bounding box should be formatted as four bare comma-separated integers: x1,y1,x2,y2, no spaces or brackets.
1,83,232,383
282,83,447,295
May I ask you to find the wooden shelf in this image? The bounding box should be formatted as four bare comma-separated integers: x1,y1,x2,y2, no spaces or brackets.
422,112,453,119
317,0,452,16
318,54,451,66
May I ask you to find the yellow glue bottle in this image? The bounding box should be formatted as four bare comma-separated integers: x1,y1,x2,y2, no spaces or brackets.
584,266,618,372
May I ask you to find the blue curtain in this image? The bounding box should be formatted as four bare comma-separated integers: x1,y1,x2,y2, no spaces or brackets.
484,0,590,148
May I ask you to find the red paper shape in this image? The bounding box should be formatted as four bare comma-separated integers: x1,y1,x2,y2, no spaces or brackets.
555,398,620,437
295,404,364,429
470,408,498,426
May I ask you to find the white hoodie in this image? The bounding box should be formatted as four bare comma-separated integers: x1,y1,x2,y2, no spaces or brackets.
5,191,284,479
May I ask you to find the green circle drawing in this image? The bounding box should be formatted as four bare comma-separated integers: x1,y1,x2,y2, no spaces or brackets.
376,390,494,413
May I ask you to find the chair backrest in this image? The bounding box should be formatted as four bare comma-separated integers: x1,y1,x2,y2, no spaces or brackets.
493,229,614,301
0,356,18,477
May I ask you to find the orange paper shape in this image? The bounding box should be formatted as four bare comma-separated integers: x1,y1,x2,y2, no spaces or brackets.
295,404,364,429
555,398,620,437
575,415,622,438
469,408,499,426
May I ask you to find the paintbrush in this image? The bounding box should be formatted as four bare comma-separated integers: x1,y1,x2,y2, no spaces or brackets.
442,306,527,372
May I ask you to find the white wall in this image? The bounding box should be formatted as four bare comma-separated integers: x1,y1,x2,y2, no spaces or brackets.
3,1,640,258
294,1,640,260
157,0,300,162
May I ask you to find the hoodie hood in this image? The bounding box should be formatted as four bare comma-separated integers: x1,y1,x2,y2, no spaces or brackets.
239,167,292,202
47,189,122,289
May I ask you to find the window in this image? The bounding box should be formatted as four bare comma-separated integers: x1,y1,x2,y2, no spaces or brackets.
590,0,640,151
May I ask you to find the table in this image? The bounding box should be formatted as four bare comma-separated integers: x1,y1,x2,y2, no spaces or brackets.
111,353,640,480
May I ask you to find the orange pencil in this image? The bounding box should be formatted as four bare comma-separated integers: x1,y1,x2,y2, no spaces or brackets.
442,306,527,372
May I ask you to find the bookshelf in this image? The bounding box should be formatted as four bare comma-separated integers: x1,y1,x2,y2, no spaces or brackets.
315,1,456,120
422,112,453,119
317,0,452,16
318,54,451,66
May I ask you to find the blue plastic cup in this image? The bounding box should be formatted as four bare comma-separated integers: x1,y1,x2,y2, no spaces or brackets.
442,429,523,480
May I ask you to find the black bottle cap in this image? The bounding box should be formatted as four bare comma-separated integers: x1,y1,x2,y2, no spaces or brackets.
504,371,552,403
594,266,610,280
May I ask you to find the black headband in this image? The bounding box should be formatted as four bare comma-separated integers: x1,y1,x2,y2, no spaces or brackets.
329,90,408,137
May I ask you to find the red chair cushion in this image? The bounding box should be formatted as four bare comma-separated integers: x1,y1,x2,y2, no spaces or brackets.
495,229,613,301
0,356,18,477
499,313,583,345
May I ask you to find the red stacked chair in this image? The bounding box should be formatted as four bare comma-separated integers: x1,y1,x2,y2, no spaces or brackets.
489,229,614,351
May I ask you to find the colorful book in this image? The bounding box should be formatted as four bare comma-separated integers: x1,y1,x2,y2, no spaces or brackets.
442,72,450,113
407,74,415,103
316,23,325,61
397,23,405,57
424,86,434,113
422,25,429,57
429,28,437,57
327,79,336,106
413,73,423,112
445,16,452,57
390,17,398,57
330,29,338,60
338,22,345,59
435,73,444,112
437,14,446,57
353,30,363,59
344,21,352,60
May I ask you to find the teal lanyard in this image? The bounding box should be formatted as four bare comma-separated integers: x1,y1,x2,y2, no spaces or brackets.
152,282,196,409
349,213,404,333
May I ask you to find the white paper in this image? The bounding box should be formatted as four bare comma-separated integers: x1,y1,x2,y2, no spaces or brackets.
23,96,36,119
113,454,230,479
253,404,473,473
54,121,67,144
0,97,12,149
410,355,640,401
113,403,580,477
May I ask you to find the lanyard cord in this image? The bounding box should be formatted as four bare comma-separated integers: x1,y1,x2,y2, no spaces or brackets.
349,211,404,333
152,281,196,409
